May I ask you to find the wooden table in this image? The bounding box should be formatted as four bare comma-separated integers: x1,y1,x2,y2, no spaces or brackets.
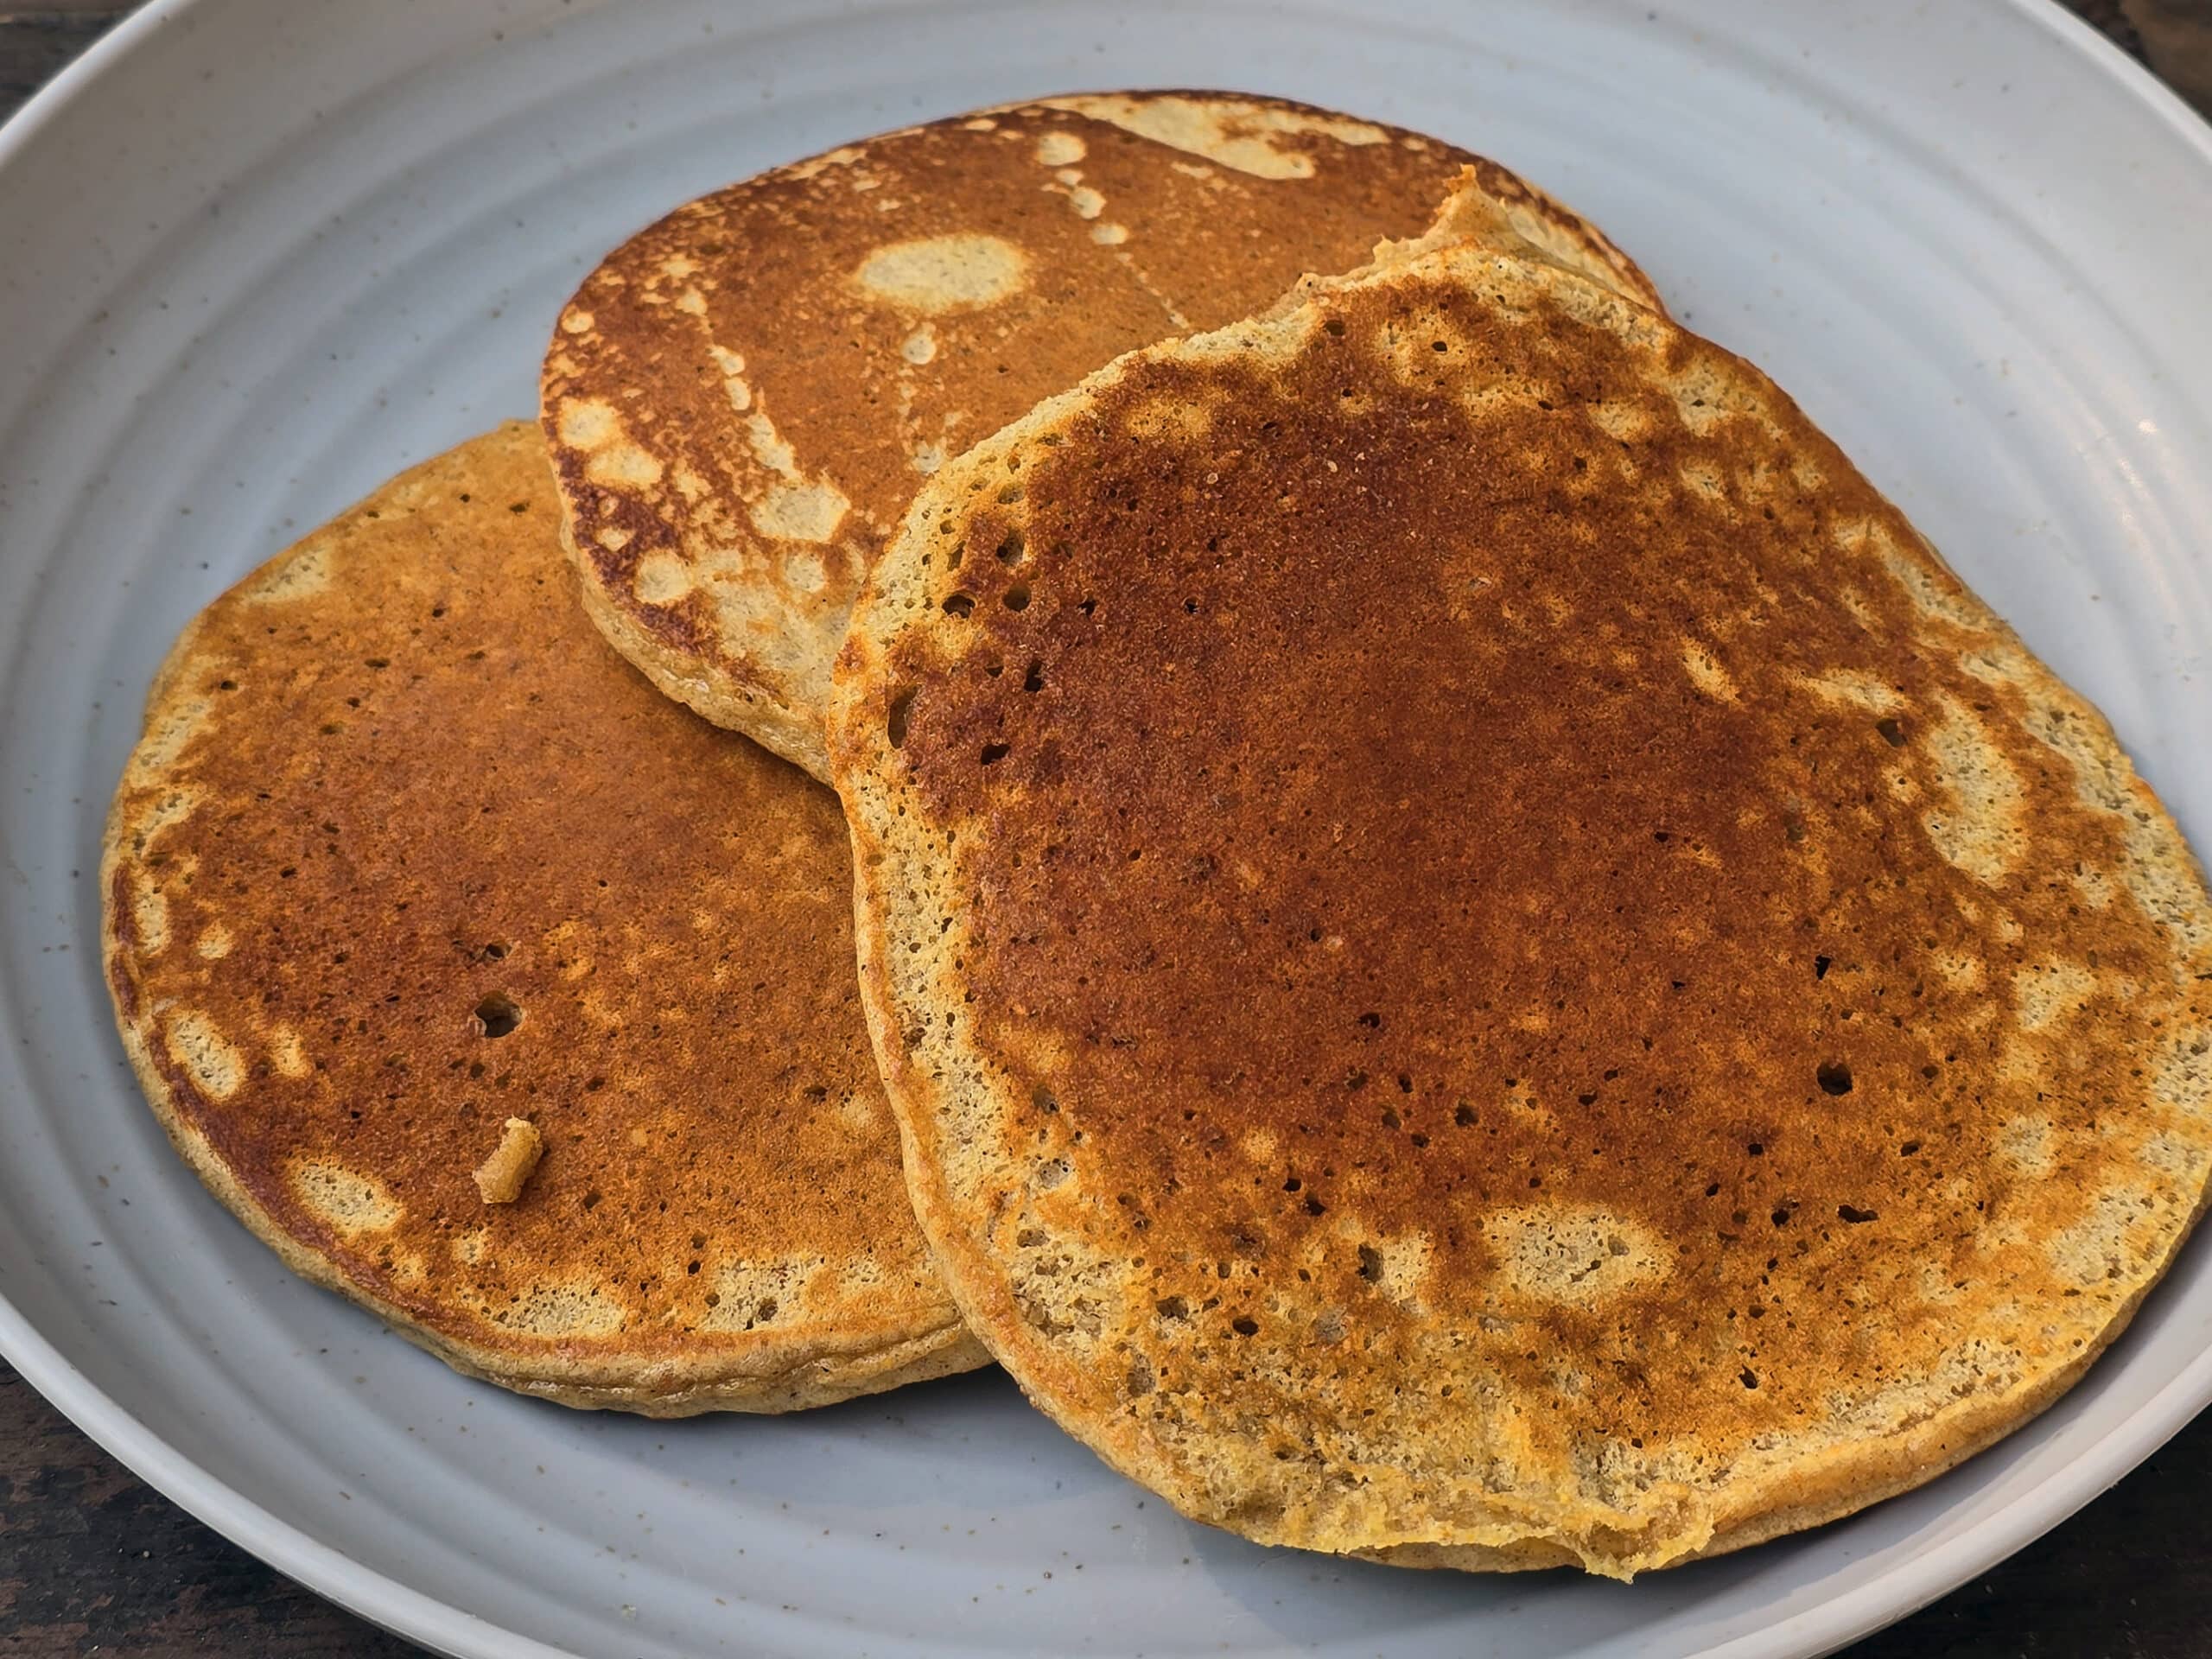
3,5,2209,1655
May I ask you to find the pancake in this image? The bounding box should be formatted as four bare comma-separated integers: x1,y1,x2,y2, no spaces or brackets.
102,423,985,1414
541,91,1661,781
825,227,2212,1570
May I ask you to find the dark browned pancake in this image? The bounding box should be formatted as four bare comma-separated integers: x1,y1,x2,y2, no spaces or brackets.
542,92,1661,779
828,233,2212,1568
102,424,985,1414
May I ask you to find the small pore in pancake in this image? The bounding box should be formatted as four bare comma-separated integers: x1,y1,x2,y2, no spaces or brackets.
474,993,523,1039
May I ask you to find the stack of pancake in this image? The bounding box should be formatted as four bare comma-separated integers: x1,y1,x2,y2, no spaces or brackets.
104,92,2212,1577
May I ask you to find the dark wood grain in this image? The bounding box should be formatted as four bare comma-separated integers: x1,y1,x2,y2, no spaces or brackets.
0,1362,420,1656
0,8,129,111
3,4,2210,1656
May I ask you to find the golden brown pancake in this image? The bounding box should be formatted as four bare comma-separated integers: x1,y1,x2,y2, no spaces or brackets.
827,236,2212,1571
542,91,1660,780
102,424,985,1414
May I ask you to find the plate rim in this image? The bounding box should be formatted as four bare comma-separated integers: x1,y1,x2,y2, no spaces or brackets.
2,3,2209,1656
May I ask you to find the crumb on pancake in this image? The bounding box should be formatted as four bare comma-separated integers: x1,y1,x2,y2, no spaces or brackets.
474,1116,544,1205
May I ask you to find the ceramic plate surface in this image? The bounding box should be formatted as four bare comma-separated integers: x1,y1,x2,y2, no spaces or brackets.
3,2,2210,1655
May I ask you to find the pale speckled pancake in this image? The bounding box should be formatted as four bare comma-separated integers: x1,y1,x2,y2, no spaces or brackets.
542,91,1661,780
827,238,2212,1572
102,424,985,1414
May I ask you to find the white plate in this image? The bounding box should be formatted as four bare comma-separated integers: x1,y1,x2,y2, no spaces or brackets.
3,2,2210,1655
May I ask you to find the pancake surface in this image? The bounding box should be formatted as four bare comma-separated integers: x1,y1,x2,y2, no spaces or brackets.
543,91,1659,779
829,243,2212,1571
103,423,984,1414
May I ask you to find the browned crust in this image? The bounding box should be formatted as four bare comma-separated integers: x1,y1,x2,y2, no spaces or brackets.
102,424,986,1414
828,245,2212,1568
541,90,1660,779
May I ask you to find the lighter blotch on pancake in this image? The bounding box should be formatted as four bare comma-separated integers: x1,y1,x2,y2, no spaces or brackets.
740,413,798,483
1679,640,1738,702
2140,1129,2210,1179
1357,1230,1433,1306
1586,400,1653,442
1122,392,1220,442
558,397,664,491
780,547,830,595
1877,536,1988,632
633,553,693,605
165,1010,242,1099
269,1025,310,1079
852,233,1029,314
2018,692,2212,968
752,480,851,545
1999,1116,2055,1177
1034,130,1086,167
2073,864,2117,909
195,923,232,960
1486,1210,1669,1307
2016,960,2100,1033
498,1281,626,1339
588,442,662,490
1679,461,1726,501
556,397,619,449
709,344,753,412
1920,693,2026,883
2046,1192,2155,1287
782,143,864,181
291,1159,404,1237
240,546,329,603
136,698,210,772
1934,950,1986,991
737,398,853,545
130,874,169,954
1798,667,1904,714
838,1093,885,1135
700,1255,820,1333
2155,1031,2212,1124
1034,93,1387,179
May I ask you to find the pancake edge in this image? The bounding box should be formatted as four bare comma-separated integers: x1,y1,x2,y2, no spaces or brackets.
556,508,834,780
